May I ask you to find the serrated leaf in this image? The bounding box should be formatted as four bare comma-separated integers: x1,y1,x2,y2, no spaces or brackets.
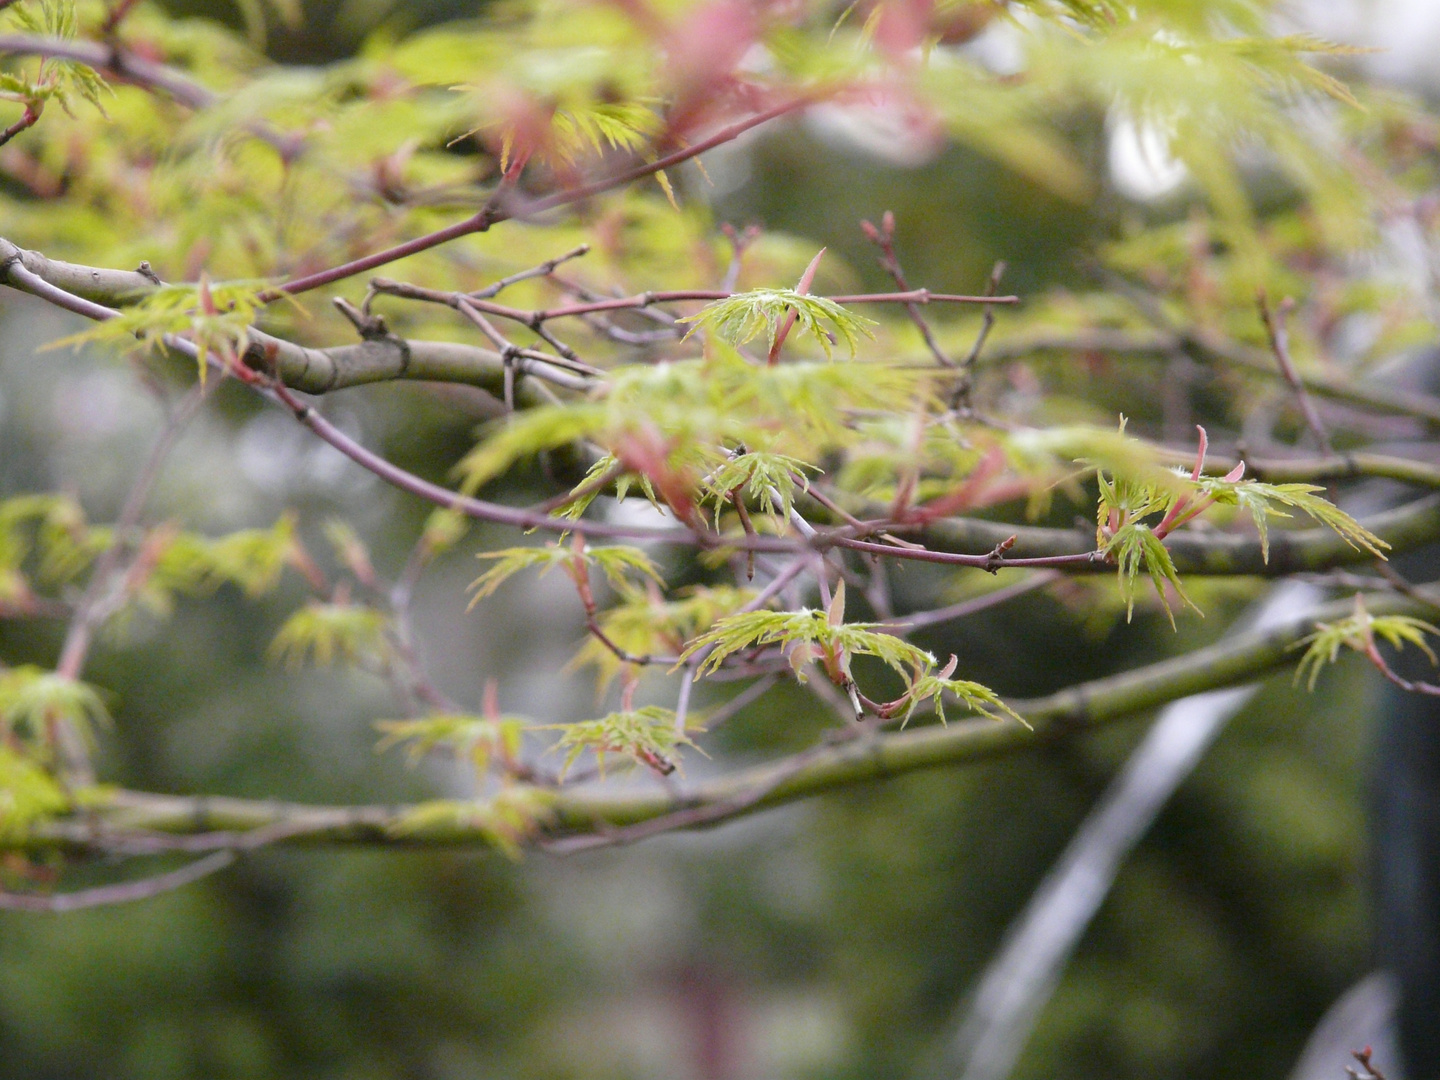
376,713,528,778
1103,521,1197,626
469,542,661,604
47,278,277,384
1292,594,1439,690
679,289,876,360
678,607,933,681
0,666,110,753
549,706,703,778
268,603,389,669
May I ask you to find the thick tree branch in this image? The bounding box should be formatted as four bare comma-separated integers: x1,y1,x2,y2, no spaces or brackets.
0,238,583,400
18,589,1430,855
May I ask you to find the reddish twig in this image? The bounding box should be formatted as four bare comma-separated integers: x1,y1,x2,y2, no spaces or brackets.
271,97,814,300
1365,638,1440,697
0,102,40,148
862,211,953,368
1348,1047,1390,1080
830,534,1104,573
372,279,1017,330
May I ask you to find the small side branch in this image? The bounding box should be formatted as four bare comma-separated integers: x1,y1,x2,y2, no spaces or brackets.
1258,291,1333,455
954,261,1007,410
862,211,954,368
0,102,40,148
0,851,234,912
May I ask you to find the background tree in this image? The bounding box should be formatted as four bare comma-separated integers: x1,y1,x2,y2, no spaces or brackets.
2,1,1439,1078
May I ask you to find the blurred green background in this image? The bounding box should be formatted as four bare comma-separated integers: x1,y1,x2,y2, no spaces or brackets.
0,1,1399,1078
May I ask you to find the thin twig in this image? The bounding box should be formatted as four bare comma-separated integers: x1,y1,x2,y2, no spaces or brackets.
469,244,591,300
1348,1047,1391,1080
54,382,207,683
862,211,954,368
373,278,1017,332
271,97,815,300
1258,291,1333,455
0,103,40,148
1365,640,1440,697
543,734,840,853
46,382,207,783
954,261,1007,410
0,851,234,912
720,223,761,292
880,571,1059,633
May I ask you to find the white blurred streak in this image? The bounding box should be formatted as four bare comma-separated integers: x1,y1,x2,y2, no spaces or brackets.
1107,113,1189,203
944,581,1322,1080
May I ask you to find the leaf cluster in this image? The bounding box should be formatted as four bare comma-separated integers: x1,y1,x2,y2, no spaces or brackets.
699,450,815,531
1088,428,1385,623
1195,477,1388,563
902,660,1027,727
0,745,69,842
148,516,302,602
679,288,875,360
268,602,389,670
682,605,931,684
0,494,109,602
0,665,109,757
468,541,662,604
550,706,702,778
50,278,274,382
387,786,555,859
376,713,528,780
454,350,922,505
1293,594,1440,690
1,1,108,120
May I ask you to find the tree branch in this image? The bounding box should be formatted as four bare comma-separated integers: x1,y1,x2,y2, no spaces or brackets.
0,851,235,912
11,239,1440,577
975,329,1440,429
18,589,1430,855
0,32,217,110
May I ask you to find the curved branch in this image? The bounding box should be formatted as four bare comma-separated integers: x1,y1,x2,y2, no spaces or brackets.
0,238,583,399
269,96,814,300
0,851,234,911
14,238,1440,449
21,589,1429,855
0,33,301,157
980,330,1440,428
0,32,217,110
